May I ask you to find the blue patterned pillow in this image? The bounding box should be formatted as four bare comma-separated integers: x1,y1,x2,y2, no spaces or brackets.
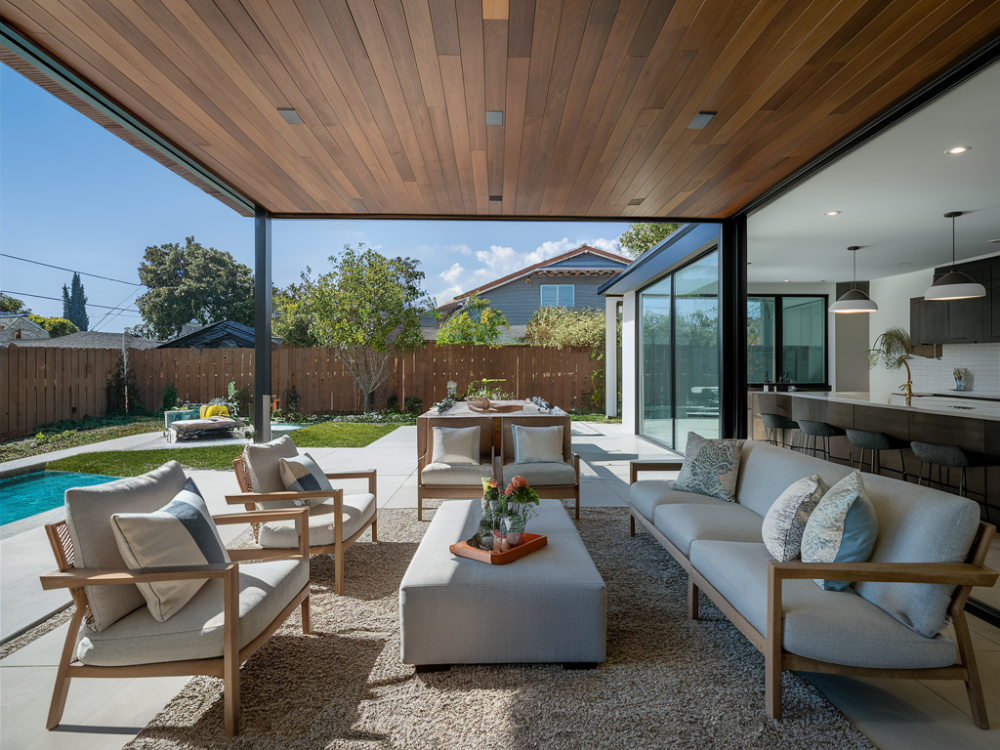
801,471,878,591
278,453,333,508
671,432,745,501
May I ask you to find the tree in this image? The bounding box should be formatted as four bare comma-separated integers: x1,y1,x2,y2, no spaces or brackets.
523,306,607,349
618,223,682,259
0,294,27,313
28,315,79,338
62,272,90,331
308,244,426,412
134,236,254,340
272,276,319,347
436,294,510,346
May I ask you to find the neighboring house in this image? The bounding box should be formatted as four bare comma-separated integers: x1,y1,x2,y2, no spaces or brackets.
13,331,160,349
158,320,279,349
0,314,50,344
422,245,630,341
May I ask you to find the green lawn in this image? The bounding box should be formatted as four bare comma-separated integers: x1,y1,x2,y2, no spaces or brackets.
46,423,400,477
0,414,163,463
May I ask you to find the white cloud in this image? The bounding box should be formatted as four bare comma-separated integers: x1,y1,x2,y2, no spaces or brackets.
439,262,464,284
433,284,463,302
447,243,473,256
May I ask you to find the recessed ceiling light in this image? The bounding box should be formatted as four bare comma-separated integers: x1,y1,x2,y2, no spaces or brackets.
278,108,304,124
488,195,502,202
627,198,644,206
783,279,791,283
896,262,911,266
687,112,716,129
824,211,841,216
945,146,971,155
485,110,504,126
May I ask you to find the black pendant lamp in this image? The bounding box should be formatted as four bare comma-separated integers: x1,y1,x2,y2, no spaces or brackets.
829,246,878,314
924,212,986,301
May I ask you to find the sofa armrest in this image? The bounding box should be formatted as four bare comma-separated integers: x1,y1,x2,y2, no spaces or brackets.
40,563,237,591
770,560,999,587
325,469,377,496
629,460,685,483
214,507,310,558
224,489,335,505
573,453,581,484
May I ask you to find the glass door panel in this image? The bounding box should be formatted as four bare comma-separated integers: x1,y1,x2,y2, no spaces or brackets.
748,296,776,383
640,276,673,448
781,296,826,384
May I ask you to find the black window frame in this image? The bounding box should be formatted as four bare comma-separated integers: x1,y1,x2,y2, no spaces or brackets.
747,293,829,387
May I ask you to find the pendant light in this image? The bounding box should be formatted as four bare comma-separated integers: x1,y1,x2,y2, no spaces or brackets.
924,212,986,301
829,246,878,313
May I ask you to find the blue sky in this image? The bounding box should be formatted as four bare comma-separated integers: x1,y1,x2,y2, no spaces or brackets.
0,66,632,332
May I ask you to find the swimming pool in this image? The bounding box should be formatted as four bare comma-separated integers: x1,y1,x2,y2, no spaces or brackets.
0,471,121,526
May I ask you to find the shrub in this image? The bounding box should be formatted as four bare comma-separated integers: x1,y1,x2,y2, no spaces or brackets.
465,378,511,400
230,384,253,419
404,395,423,414
106,351,142,415
387,394,400,412
161,383,178,413
522,306,605,349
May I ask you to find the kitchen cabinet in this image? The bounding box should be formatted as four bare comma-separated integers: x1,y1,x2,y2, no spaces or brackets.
910,256,1000,344
910,296,948,345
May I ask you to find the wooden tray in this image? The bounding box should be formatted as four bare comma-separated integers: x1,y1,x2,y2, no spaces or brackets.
450,533,547,565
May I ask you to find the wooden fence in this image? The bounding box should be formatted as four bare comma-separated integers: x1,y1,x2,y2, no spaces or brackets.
0,343,598,437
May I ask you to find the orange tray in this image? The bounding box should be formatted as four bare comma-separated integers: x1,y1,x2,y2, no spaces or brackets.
450,533,547,565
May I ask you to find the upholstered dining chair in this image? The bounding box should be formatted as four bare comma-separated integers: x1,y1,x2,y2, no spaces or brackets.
228,435,377,595
496,415,581,519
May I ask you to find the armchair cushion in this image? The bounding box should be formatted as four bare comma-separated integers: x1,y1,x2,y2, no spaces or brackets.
259,494,376,548
431,426,481,466
277,454,332,508
75,558,308,667
242,435,299,496
512,424,564,464
110,479,231,622
421,462,494,486
505,461,575,486
65,461,189,632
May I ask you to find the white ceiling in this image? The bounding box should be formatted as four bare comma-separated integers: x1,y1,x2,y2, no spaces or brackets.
748,61,1000,284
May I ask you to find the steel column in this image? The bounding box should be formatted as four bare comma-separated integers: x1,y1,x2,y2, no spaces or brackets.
254,206,272,443
720,217,748,439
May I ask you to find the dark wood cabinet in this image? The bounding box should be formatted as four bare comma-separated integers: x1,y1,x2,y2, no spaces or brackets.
910,256,1000,344
909,296,948,345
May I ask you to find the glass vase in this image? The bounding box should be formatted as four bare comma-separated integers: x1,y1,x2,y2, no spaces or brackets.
490,500,507,554
506,503,525,546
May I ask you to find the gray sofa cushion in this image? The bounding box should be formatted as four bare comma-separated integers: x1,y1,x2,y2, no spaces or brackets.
630,480,724,522
689,541,957,670
258,494,376,548
421,462,494,486
76,558,309,666
65,461,189,632
653,503,764,557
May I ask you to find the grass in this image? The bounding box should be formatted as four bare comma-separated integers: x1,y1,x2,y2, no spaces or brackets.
570,414,622,423
0,414,164,462
45,423,401,477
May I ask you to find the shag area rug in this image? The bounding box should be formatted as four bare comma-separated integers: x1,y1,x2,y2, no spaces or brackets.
124,505,874,750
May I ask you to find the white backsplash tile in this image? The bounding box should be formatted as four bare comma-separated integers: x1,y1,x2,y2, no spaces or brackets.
907,342,1000,396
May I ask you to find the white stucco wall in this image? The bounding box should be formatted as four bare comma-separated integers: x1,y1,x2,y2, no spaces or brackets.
621,291,637,432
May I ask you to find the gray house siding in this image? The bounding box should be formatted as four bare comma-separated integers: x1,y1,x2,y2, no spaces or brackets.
481,273,611,325
546,253,627,269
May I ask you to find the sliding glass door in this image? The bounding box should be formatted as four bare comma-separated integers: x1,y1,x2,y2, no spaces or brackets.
639,250,720,453
747,295,828,386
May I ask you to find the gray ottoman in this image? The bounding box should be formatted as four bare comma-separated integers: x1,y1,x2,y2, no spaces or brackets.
400,499,606,667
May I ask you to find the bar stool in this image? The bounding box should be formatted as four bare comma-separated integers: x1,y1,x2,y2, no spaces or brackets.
846,429,908,483
761,413,800,450
796,420,844,463
910,441,997,499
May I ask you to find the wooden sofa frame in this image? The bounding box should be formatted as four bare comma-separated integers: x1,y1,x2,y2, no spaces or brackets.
40,507,311,738
228,458,377,595
498,415,581,519
629,460,1000,728
416,416,496,521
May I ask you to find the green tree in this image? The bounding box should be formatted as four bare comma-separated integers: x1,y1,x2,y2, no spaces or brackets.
308,244,426,412
0,294,27,313
618,223,682,259
436,294,510,346
272,276,319,347
134,236,254,340
523,306,606,349
28,315,79,338
62,272,90,331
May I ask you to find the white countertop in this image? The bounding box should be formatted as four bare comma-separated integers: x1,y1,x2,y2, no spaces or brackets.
785,391,1000,421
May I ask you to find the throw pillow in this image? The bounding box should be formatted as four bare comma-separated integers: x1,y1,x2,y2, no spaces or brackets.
801,471,879,591
512,424,564,464
278,453,334,508
110,478,231,622
242,435,299,494
432,425,481,465
671,432,745,501
761,474,828,562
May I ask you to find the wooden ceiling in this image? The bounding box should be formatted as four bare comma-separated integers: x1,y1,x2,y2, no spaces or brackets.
2,0,996,219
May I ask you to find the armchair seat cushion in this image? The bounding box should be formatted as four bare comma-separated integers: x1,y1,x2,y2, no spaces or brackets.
629,480,725,523
504,461,576,486
259,494,376,548
421,462,494,486
75,558,309,667
653,503,763,557
689,541,957,670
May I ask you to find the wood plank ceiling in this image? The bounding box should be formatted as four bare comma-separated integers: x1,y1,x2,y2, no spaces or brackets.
2,0,997,219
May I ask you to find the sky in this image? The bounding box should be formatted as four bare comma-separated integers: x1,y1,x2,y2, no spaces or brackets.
0,65,633,332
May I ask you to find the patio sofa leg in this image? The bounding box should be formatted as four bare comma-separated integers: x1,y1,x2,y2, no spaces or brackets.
417,487,423,522
301,595,311,635
688,579,699,620
954,606,990,728
766,569,783,721
46,605,84,730
630,514,636,537
573,454,581,520
371,515,378,542
223,567,241,738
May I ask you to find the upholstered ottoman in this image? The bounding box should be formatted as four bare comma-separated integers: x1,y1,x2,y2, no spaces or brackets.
400,499,606,667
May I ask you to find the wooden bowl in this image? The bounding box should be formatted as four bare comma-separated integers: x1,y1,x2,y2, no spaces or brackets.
467,397,492,412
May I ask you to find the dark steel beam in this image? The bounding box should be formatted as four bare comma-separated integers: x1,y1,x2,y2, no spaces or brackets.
254,206,272,443
720,217,748,439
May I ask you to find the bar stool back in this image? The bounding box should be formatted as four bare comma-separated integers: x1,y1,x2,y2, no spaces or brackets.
909,441,996,499
760,413,799,450
845,428,908,483
796,420,844,463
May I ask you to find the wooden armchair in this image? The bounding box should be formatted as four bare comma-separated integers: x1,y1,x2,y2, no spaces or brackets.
40,507,311,738
497,415,580,519
229,445,377,596
416,416,496,521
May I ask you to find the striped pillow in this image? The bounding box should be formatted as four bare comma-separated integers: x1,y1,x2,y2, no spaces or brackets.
110,479,230,622
278,453,333,508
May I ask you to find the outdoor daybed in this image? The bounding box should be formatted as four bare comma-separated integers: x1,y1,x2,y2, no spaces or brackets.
629,440,998,727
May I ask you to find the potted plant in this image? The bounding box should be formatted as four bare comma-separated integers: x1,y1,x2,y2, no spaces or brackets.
502,476,540,547
869,327,914,405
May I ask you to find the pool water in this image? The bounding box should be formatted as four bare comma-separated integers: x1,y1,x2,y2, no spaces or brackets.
0,471,121,526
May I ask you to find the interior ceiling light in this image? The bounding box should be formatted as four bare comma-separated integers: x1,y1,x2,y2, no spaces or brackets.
824,210,841,216
925,211,986,301
278,108,304,124
485,110,504,126
829,246,878,314
627,198,644,206
687,112,716,129
945,146,971,154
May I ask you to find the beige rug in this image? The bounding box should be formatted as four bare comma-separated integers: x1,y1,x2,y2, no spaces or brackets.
123,505,874,750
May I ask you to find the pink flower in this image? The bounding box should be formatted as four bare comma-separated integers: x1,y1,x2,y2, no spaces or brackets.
511,476,529,490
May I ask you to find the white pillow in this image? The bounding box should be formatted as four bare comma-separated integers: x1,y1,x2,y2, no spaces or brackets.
512,424,564,464
110,479,231,622
761,474,828,562
432,426,481,465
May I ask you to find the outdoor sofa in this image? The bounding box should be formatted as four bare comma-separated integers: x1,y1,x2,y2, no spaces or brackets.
629,440,998,727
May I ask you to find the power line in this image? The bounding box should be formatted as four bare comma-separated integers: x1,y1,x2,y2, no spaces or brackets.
91,286,144,332
0,290,141,314
0,253,143,286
